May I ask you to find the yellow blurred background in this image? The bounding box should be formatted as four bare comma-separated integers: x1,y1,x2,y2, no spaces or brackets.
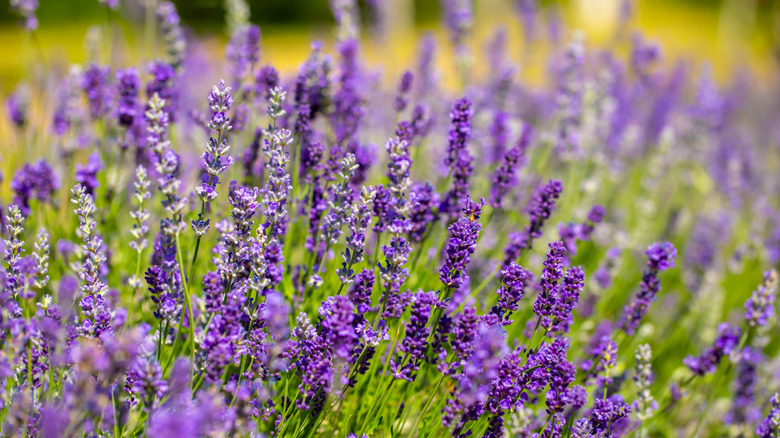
0,0,778,91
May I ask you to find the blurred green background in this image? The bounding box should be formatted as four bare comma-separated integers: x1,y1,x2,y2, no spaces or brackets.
1,0,779,89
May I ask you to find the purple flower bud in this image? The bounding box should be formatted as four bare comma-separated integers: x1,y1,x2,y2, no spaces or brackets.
116,67,141,127
683,323,741,376
10,160,59,216
744,269,778,327
81,64,113,120
320,295,358,360
620,242,677,334
504,179,563,264
394,70,414,113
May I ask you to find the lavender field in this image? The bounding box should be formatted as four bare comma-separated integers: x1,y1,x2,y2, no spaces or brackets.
1,0,779,436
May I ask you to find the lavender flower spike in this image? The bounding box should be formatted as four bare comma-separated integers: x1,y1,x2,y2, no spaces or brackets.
489,262,529,325
261,126,294,241
116,67,140,128
32,228,50,292
10,0,38,30
744,269,778,327
444,96,473,168
633,344,656,421
193,80,235,236
757,393,780,438
391,291,440,381
503,179,563,264
620,241,677,335
71,184,112,337
129,166,151,290
439,196,484,291
490,123,532,209
3,204,26,306
156,1,186,71
683,323,741,376
338,186,376,285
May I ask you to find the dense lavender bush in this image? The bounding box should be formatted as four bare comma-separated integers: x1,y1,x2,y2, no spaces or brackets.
1,0,780,437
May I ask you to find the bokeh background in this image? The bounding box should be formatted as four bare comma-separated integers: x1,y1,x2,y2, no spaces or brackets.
1,0,779,91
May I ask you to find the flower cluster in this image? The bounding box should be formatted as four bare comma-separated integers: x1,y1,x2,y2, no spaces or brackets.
504,179,564,264
619,241,677,334
1,2,780,437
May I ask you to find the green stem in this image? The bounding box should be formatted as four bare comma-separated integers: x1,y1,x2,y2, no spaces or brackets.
408,373,445,433
174,232,196,387
112,388,121,438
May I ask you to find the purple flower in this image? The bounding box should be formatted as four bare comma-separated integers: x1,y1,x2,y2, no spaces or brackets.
10,160,59,216
408,183,440,243
571,418,593,438
756,393,780,438
440,149,475,216
397,104,431,144
156,1,186,71
145,265,178,321
349,268,375,317
444,96,473,168
74,152,103,197
744,269,778,327
684,214,730,283
489,262,529,325
391,291,439,381
504,179,564,264
294,41,331,121
533,241,566,322
683,323,741,376
385,137,412,202
288,313,332,414
4,205,26,307
489,108,509,163
484,343,553,437
630,33,661,81
146,93,185,229
394,70,414,113
5,85,29,127
416,33,437,97
81,64,112,120
439,198,484,290
126,356,168,403
633,344,656,421
549,266,585,333
538,337,577,414
338,187,375,284
71,184,111,337
379,218,413,318
10,0,38,30
116,67,141,127
441,0,473,62
320,295,358,360
728,347,761,425
553,35,585,154
589,396,632,436
449,305,479,366
534,415,565,438
490,123,532,208
226,24,261,83
443,325,507,435
202,270,222,314
146,61,177,121
620,242,677,335
261,95,293,243
331,38,363,147
515,0,538,41
255,65,280,101
194,80,235,232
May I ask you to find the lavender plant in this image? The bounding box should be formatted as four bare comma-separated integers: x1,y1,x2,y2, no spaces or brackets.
0,1,779,437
